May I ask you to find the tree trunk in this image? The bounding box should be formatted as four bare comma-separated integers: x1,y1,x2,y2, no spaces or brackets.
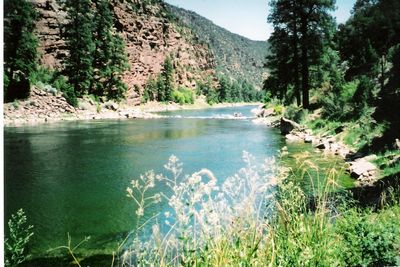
293,21,301,106
301,15,309,109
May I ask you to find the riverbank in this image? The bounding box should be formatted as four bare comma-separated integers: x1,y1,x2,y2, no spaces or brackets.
252,105,384,187
3,87,260,126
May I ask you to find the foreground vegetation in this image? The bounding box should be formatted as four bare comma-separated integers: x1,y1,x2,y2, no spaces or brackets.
5,153,399,266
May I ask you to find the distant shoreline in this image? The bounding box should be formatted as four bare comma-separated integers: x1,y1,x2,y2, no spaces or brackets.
3,90,261,127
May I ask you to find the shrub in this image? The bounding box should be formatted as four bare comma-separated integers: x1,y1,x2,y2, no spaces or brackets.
273,104,284,115
171,87,194,105
284,104,307,123
5,209,34,267
336,207,400,266
319,80,359,121
53,76,77,107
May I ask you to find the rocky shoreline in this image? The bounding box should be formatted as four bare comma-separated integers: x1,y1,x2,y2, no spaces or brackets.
3,87,160,126
3,87,260,127
253,106,379,186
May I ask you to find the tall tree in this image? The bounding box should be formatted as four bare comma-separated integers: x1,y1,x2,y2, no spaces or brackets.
266,0,335,108
4,0,38,101
298,0,335,108
64,0,95,96
267,0,301,105
163,56,174,101
92,0,129,100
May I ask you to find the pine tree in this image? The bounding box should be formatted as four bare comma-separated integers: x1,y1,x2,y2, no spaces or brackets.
64,0,95,96
4,0,38,101
163,56,174,101
92,0,129,100
266,0,335,108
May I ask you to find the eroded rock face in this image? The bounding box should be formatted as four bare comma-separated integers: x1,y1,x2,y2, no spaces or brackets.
33,0,216,103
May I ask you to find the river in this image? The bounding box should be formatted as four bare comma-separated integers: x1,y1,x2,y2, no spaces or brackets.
4,105,352,258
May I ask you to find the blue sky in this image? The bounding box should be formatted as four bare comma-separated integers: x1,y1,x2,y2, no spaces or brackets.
165,0,356,41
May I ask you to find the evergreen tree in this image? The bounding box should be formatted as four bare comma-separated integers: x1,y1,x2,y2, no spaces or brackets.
266,0,335,108
163,56,174,101
218,75,232,102
64,0,95,96
92,0,129,100
4,0,38,101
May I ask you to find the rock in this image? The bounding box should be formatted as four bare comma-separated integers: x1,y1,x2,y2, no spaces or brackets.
286,133,303,142
349,159,377,179
362,154,378,162
280,117,300,135
304,135,313,143
257,107,275,118
316,143,326,149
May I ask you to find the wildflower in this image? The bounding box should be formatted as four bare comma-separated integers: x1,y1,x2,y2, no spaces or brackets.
126,187,133,197
136,207,144,217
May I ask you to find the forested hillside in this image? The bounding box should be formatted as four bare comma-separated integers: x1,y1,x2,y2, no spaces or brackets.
166,4,269,89
4,0,264,108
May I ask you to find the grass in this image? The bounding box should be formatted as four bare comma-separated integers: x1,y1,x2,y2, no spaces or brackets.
374,150,400,178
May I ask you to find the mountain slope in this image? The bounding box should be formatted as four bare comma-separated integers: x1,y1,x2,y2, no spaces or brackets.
33,0,216,103
167,4,269,89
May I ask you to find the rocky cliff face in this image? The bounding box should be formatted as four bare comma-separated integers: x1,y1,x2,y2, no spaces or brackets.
33,0,216,103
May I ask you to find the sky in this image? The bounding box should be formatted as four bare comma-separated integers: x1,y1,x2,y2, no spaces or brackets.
165,0,356,41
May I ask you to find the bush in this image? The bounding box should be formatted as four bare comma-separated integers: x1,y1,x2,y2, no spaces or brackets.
53,76,77,107
30,66,54,85
284,104,308,123
171,87,194,105
273,104,284,115
336,207,400,266
319,80,359,121
5,209,34,267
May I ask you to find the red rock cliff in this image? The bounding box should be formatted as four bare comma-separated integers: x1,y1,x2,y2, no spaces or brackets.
33,0,216,103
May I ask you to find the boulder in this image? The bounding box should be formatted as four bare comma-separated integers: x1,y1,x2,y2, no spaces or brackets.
258,107,275,118
280,117,300,135
349,159,377,179
286,133,303,142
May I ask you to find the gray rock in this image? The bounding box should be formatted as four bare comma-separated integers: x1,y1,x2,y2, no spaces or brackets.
349,159,377,178
280,117,300,135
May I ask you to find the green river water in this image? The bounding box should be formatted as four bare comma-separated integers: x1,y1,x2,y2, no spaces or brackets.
4,105,353,259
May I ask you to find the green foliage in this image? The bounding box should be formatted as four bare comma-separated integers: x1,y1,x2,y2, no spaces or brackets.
171,87,194,105
54,76,78,107
217,75,260,103
336,207,400,266
206,88,219,105
92,0,129,100
284,104,307,123
64,0,95,96
273,104,284,115
163,56,174,101
5,209,34,267
266,0,336,108
122,155,400,266
4,0,38,101
319,80,359,121
142,56,175,103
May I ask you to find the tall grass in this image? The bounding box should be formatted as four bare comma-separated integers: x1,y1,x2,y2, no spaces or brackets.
121,153,400,266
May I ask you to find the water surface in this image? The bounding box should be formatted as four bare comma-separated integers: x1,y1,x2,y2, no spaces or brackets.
4,105,352,257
